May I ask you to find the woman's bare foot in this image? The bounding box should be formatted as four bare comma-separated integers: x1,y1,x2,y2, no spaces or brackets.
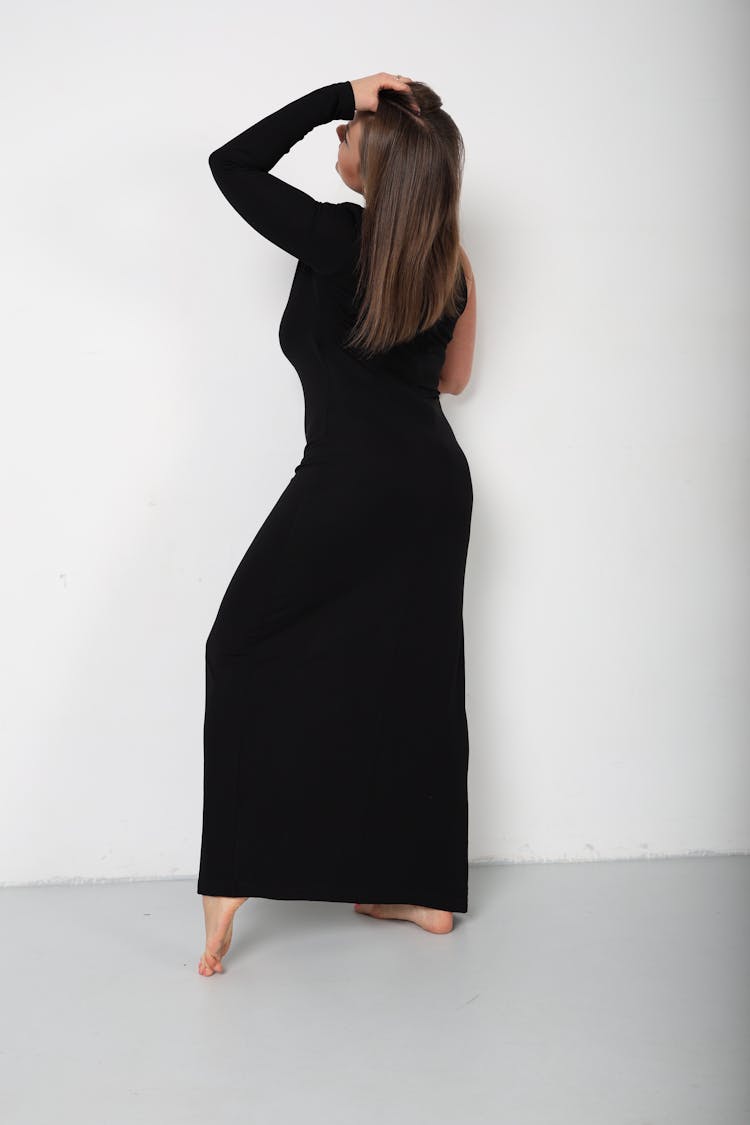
354,902,454,934
198,895,248,975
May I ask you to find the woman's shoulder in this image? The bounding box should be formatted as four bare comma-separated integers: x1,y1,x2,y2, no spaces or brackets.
448,247,472,320
459,246,474,301
336,200,364,222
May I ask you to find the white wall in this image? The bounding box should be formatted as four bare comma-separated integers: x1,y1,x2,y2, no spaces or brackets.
1,1,748,886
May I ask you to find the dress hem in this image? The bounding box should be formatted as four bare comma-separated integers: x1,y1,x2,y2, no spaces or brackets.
196,879,468,914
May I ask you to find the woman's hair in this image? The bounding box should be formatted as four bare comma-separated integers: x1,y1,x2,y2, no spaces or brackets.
343,80,466,358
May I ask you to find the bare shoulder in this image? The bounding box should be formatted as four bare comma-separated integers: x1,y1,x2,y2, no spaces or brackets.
439,245,477,396
459,244,474,296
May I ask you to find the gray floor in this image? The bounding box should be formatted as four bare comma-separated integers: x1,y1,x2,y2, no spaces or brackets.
1,855,748,1124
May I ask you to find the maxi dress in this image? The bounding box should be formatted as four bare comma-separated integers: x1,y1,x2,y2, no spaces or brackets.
197,80,472,913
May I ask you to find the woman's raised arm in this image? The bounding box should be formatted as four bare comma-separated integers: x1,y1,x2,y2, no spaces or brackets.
208,81,358,273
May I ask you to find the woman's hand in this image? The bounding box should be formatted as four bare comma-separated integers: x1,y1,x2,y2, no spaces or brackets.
349,72,419,115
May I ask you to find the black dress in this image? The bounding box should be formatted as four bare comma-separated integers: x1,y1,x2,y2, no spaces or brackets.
197,80,472,913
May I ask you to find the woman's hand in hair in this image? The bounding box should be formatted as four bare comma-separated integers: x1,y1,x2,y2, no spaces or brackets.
349,72,419,115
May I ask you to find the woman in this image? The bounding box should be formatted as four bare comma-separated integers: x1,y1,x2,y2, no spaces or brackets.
197,72,477,976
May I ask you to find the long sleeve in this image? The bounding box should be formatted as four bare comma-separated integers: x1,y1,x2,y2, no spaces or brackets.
208,81,358,274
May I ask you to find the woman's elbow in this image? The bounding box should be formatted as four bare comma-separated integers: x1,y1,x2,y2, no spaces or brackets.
438,348,474,395
439,374,471,395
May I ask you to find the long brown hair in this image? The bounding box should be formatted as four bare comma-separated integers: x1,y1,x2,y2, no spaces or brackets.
343,80,466,358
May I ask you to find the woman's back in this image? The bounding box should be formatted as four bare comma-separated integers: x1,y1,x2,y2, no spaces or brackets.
278,200,469,477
